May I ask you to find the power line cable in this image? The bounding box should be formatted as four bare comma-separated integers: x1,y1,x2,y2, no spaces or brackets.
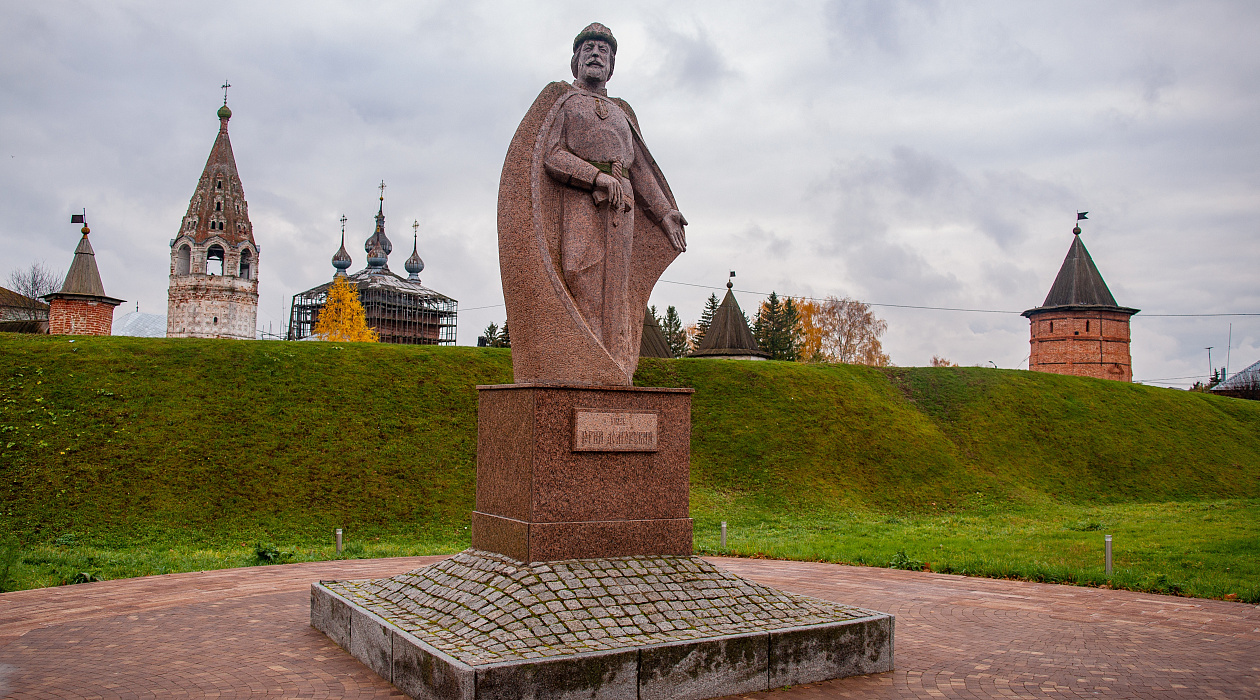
657,279,1259,318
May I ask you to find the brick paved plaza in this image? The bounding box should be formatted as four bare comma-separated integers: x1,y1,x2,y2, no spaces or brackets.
1,555,1256,698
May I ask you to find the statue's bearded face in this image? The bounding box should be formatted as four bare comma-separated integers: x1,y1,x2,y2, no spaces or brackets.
572,39,614,84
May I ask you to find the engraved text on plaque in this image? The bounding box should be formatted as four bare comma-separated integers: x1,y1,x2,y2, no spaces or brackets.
573,408,659,452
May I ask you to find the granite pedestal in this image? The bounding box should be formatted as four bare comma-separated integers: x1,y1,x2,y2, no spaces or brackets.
471,384,693,562
311,384,893,698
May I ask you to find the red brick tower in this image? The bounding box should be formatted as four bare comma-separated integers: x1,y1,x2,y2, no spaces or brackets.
43,219,125,335
166,95,259,339
1022,222,1138,381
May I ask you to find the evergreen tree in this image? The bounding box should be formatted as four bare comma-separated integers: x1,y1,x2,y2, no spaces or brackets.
662,305,688,358
481,321,511,348
481,322,499,346
315,277,378,342
780,297,800,362
692,293,720,348
753,291,800,361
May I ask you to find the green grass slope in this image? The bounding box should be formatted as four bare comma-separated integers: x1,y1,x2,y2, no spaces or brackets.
0,335,511,548
2,334,1258,597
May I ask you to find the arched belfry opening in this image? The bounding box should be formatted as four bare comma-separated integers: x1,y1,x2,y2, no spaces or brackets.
207,244,225,275
166,94,259,340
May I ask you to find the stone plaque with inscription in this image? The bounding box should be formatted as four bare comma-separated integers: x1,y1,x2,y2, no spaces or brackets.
573,408,658,452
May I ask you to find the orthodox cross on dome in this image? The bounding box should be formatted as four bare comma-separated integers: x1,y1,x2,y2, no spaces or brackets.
378,180,387,202
221,81,231,106
340,214,347,235
412,219,419,238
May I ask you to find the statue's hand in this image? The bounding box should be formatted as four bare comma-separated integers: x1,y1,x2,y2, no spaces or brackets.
594,172,627,211
663,210,688,252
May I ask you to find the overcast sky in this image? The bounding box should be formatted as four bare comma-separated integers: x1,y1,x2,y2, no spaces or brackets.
3,1,1257,387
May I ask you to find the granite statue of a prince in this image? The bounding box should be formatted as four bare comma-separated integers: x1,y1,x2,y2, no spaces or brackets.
310,25,893,698
499,22,687,386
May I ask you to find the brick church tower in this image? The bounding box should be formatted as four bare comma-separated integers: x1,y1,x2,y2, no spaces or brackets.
166,98,259,339
1022,222,1138,381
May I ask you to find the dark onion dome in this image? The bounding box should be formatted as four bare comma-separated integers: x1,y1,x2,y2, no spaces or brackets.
218,104,232,120
366,239,388,270
404,234,424,280
364,197,392,257
332,232,352,274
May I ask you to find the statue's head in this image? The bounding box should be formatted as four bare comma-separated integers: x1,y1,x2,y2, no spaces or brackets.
571,22,617,85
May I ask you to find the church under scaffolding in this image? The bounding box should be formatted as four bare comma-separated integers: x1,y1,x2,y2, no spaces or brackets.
287,186,457,345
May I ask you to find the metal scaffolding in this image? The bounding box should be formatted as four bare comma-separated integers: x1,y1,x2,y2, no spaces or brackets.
287,269,457,345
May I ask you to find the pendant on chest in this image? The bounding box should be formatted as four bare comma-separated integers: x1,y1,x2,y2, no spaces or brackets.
594,98,610,120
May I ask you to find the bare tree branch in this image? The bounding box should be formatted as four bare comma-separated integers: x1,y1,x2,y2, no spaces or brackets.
3,262,62,321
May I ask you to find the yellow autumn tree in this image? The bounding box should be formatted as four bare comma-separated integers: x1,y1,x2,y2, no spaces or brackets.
314,276,378,342
794,299,827,362
794,296,890,366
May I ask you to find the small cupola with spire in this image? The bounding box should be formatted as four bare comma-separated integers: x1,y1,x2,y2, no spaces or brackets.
364,180,392,272
44,213,125,335
405,220,425,281
332,214,353,276
1022,214,1139,381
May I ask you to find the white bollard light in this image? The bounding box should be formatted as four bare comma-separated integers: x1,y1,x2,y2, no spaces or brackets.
336,528,343,555
1104,534,1112,575
721,521,727,550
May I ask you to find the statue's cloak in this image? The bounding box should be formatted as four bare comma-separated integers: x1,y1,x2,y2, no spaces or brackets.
498,81,682,386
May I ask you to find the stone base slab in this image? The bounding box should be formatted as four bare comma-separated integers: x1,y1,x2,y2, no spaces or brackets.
471,511,692,562
312,550,893,700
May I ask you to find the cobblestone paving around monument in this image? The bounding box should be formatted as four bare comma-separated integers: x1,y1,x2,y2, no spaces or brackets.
323,549,870,665
2,556,1257,698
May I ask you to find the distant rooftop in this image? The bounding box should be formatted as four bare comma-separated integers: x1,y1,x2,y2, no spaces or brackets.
1211,358,1260,394
113,312,167,338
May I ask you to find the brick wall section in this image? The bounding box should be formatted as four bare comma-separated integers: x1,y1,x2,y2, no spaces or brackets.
166,274,258,340
1027,309,1133,381
47,298,116,336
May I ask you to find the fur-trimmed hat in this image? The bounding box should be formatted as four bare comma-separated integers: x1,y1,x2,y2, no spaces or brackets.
572,22,617,54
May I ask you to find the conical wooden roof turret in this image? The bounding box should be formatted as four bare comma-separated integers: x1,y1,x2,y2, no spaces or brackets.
1023,225,1138,317
692,280,768,359
639,309,672,358
58,227,108,298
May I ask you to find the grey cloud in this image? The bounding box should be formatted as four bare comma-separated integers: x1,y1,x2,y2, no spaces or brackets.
735,223,792,260
815,147,1076,250
2,1,1257,380
650,23,736,94
1136,60,1177,105
824,0,939,56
